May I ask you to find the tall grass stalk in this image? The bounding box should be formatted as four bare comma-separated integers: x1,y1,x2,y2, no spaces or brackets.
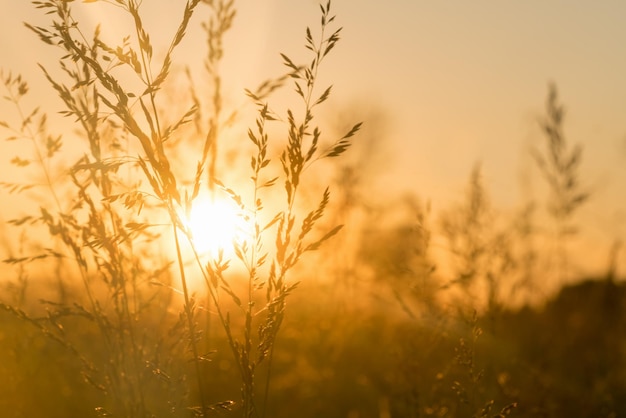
532,83,589,283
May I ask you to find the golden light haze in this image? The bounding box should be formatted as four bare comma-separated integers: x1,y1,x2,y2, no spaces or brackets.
1,0,625,281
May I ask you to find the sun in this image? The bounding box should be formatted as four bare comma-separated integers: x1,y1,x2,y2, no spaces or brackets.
186,196,244,257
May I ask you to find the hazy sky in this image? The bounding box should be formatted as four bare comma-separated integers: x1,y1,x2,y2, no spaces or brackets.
1,0,625,278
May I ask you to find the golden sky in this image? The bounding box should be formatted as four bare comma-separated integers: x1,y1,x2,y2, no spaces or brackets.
1,0,625,279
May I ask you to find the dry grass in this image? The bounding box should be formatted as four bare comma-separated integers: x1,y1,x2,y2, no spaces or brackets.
1,1,620,418
1,1,359,416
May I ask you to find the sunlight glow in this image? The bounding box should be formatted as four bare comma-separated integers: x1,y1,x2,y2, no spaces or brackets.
186,197,244,257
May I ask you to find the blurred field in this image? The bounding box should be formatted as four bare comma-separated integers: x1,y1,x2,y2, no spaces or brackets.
2,271,624,418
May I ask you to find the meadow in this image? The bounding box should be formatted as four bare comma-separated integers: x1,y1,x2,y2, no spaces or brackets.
1,1,624,417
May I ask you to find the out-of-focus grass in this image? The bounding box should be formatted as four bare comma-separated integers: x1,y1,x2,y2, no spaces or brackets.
2,275,624,417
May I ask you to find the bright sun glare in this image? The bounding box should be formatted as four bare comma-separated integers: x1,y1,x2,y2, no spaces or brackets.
187,197,244,257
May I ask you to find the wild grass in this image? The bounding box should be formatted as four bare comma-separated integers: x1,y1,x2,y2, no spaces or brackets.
531,83,589,284
0,1,621,417
1,0,359,416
